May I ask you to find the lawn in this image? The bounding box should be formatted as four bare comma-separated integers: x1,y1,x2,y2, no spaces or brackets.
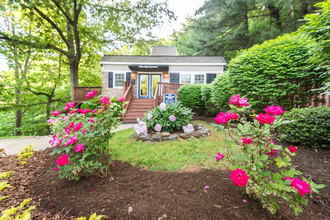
109,120,233,171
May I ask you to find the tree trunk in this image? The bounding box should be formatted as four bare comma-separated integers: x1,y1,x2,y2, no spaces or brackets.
268,3,282,30
13,46,22,136
69,59,79,100
46,98,51,134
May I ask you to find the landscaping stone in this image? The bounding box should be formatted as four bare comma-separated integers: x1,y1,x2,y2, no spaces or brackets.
150,134,162,142
162,132,170,137
140,134,151,141
133,134,140,141
133,124,209,143
179,133,191,139
191,131,202,138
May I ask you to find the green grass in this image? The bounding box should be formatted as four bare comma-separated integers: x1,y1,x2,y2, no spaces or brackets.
0,136,22,140
109,121,233,171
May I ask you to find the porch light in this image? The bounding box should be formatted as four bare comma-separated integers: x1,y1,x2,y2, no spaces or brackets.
164,73,169,78
131,72,136,77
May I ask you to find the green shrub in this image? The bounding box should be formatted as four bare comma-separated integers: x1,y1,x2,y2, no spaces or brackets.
210,72,232,112
177,84,205,115
277,107,330,149
228,33,327,112
201,84,219,116
143,101,194,133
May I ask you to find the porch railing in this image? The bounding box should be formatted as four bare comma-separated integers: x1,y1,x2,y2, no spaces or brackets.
154,82,182,108
72,86,102,103
122,82,132,118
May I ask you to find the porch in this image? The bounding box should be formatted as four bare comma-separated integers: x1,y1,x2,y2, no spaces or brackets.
121,82,182,122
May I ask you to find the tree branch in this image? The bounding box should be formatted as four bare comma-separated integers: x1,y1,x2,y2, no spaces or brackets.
51,0,74,25
32,5,70,49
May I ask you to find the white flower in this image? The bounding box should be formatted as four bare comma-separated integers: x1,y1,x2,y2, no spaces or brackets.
147,114,152,120
183,124,194,134
159,102,166,111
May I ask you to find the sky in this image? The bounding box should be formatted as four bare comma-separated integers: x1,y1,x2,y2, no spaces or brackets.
153,0,206,38
0,0,206,71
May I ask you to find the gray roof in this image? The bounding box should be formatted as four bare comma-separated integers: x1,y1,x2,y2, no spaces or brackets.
100,55,226,64
151,46,178,56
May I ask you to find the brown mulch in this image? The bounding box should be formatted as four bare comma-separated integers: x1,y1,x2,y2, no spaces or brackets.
0,139,329,219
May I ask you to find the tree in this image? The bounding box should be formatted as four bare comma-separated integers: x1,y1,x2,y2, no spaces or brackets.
0,0,174,98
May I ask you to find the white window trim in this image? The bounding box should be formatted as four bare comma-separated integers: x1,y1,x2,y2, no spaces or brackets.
193,73,206,84
114,73,125,88
180,73,192,84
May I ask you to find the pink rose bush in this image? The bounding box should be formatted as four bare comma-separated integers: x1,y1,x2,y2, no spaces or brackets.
214,94,324,215
154,124,162,132
116,96,126,101
48,94,123,180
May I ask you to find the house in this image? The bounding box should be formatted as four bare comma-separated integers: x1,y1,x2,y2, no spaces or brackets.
100,46,226,122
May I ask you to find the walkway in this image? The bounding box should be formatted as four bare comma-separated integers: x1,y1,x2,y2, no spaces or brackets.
0,123,136,156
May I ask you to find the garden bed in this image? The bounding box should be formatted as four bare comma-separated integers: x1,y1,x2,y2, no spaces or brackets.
0,125,329,219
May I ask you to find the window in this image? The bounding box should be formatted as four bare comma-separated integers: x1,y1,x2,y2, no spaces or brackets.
181,74,191,84
114,73,125,87
194,74,205,84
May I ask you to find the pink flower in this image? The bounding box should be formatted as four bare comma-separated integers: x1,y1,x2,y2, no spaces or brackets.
214,112,230,124
52,110,61,116
282,176,293,181
100,96,111,105
64,116,69,121
265,105,285,116
66,102,75,109
77,108,83,113
74,143,85,152
117,96,126,101
82,109,91,115
242,138,253,145
65,127,70,135
86,90,97,98
169,115,176,122
229,95,241,105
267,148,278,156
92,109,98,114
47,119,55,124
289,146,297,153
255,113,275,124
82,129,87,134
89,116,95,123
204,185,209,189
155,124,162,132
230,168,249,186
73,123,82,131
290,178,311,197
68,122,75,128
228,113,239,120
91,125,94,131
229,95,249,107
216,152,224,162
67,136,78,145
56,154,69,166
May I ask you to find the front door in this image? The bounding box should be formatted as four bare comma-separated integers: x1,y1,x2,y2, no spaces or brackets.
138,74,161,98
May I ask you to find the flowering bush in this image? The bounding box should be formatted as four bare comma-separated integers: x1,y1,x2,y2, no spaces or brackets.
143,101,194,133
214,94,325,215
48,94,124,180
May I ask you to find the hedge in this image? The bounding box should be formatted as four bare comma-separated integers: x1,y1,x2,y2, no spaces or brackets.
277,107,330,149
177,84,205,115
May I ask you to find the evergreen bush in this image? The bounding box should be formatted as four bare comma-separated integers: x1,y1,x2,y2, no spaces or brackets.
210,72,232,112
277,107,330,149
177,84,205,115
228,33,327,112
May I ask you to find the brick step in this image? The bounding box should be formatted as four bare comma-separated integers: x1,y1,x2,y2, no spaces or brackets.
130,99,153,103
126,109,152,114
127,106,154,110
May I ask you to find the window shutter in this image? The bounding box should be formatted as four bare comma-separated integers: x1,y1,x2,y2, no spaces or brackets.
206,73,217,84
170,73,180,83
126,72,131,82
108,72,113,88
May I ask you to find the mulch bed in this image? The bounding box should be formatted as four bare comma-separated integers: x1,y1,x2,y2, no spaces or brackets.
0,139,329,219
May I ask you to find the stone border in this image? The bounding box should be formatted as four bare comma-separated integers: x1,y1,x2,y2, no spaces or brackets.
133,124,210,142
